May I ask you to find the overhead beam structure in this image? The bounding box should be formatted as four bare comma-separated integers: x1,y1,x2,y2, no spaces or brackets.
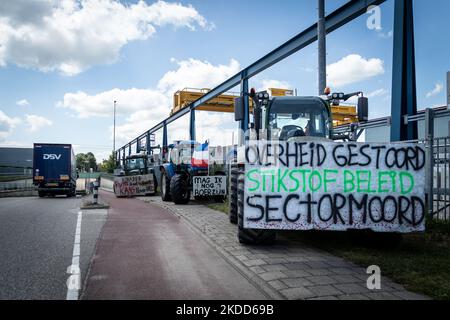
391,0,418,141
117,0,423,161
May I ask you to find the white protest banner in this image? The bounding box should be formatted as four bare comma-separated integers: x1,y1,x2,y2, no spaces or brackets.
113,174,154,197
244,141,426,233
193,176,227,197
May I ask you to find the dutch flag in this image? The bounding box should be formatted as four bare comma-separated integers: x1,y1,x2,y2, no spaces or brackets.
191,142,209,168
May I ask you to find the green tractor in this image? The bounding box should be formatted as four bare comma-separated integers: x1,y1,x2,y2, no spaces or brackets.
113,153,157,197
229,89,368,244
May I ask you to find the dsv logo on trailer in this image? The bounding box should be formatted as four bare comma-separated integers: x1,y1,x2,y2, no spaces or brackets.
43,154,62,160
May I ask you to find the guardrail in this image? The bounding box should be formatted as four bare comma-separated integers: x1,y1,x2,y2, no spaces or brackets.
431,137,450,220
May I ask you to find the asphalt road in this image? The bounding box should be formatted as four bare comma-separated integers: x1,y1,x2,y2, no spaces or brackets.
0,196,106,299
83,191,267,300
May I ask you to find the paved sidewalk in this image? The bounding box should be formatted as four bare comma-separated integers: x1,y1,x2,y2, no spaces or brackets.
138,196,429,300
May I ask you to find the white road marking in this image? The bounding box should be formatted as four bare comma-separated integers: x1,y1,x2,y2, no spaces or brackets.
66,210,82,300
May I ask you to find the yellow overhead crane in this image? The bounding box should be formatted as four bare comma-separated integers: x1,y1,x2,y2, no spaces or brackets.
331,105,358,126
171,87,358,126
171,88,241,115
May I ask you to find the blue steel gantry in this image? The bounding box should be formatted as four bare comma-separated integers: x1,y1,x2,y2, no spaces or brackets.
116,0,417,164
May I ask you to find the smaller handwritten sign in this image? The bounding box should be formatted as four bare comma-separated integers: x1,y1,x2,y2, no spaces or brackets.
114,174,154,197
193,176,226,197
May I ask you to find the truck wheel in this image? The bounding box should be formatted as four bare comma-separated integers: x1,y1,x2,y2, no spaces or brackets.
170,174,190,205
160,171,172,202
237,172,276,245
229,167,238,224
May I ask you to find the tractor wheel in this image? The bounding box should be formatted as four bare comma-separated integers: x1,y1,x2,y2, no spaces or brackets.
229,167,238,224
160,171,172,202
153,173,158,194
170,174,190,205
213,171,226,203
213,195,226,203
237,172,276,245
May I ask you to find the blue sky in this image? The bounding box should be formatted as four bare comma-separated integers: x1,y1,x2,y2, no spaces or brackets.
0,0,448,161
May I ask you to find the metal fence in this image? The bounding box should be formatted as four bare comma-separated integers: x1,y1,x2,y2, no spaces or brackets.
430,136,450,220
0,168,34,192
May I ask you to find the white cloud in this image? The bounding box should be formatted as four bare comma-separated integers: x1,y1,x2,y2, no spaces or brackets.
0,0,212,75
367,88,388,98
114,109,170,144
59,58,240,148
258,79,291,91
157,58,240,95
426,83,443,98
25,114,52,132
0,110,21,140
16,99,30,107
58,88,170,118
327,54,385,88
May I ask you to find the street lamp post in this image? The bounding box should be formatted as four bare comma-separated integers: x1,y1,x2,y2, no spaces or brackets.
113,100,117,162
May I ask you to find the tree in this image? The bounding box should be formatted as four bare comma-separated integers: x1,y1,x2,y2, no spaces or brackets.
75,153,87,171
76,152,98,172
99,153,115,173
85,152,97,171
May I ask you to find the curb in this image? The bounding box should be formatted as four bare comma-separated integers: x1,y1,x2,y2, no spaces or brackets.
80,202,110,210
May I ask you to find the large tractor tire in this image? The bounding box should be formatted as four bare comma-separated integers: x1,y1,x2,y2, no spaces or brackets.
160,171,172,202
213,171,227,203
170,174,190,205
237,172,276,245
228,167,238,224
153,173,158,195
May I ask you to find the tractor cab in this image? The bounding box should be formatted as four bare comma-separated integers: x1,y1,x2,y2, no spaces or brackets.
167,140,199,167
234,88,368,142
122,154,152,176
266,96,331,141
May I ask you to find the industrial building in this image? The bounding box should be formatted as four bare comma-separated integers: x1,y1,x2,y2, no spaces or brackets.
0,148,33,176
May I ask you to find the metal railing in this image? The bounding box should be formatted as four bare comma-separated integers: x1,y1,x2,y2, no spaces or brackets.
430,136,450,220
0,167,34,192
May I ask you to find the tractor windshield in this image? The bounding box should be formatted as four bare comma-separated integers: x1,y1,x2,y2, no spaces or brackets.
267,97,330,141
125,157,146,170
